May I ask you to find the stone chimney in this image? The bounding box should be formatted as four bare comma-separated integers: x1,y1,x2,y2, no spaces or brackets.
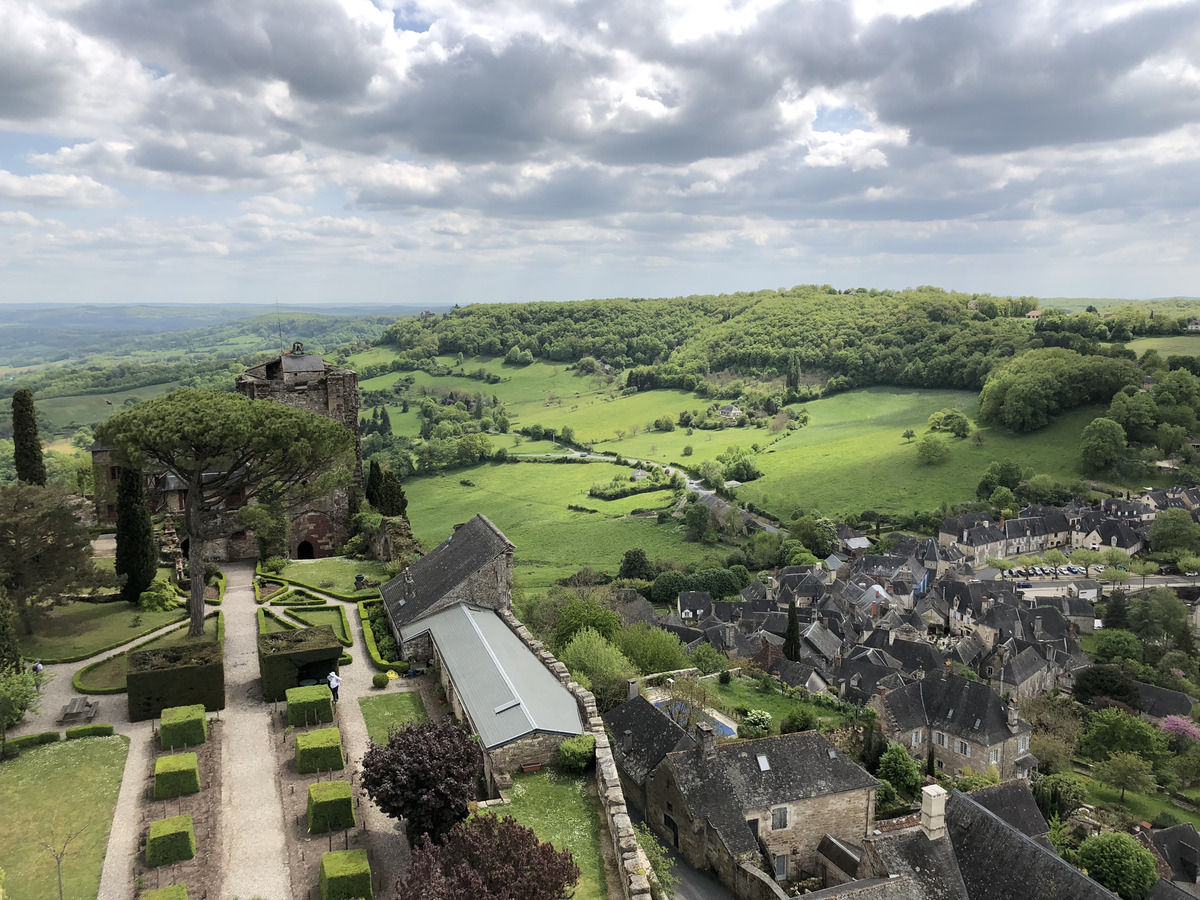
627,678,640,701
724,622,737,648
1007,699,1019,732
920,784,947,841
624,729,633,754
697,722,716,761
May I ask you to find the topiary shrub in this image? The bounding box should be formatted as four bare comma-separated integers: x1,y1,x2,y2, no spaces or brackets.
65,723,115,740
319,849,372,900
140,886,188,900
146,815,196,867
296,727,345,774
372,673,389,689
557,734,596,773
160,704,207,749
308,780,356,834
139,579,181,612
286,684,335,727
718,669,732,685
154,753,201,800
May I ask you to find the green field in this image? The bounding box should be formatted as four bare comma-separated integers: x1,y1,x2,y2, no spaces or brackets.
357,692,428,745
0,736,129,900
404,461,710,586
500,771,606,900
1118,335,1200,357
74,614,221,692
18,602,187,663
36,380,183,432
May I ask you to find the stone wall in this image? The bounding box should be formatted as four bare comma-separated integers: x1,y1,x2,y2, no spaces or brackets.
734,862,791,900
497,607,656,900
750,789,876,878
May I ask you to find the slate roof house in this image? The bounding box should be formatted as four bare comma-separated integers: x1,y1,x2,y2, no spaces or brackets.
870,673,1035,781
602,694,696,814
380,515,584,791
644,725,878,894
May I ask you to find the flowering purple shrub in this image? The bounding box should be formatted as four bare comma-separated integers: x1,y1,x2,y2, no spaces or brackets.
1161,715,1200,742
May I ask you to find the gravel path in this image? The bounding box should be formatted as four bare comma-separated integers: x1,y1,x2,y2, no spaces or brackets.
220,560,292,900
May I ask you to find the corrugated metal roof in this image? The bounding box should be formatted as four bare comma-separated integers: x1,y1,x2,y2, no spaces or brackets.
401,604,583,749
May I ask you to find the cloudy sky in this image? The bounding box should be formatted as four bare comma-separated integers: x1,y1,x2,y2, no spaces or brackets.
1,0,1198,306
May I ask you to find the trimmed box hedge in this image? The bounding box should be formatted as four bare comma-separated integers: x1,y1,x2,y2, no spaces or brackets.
66,723,115,740
296,727,345,774
307,780,356,833
258,625,343,702
357,601,406,672
146,815,196,867
160,704,207,749
128,639,225,722
319,849,372,900
140,886,188,900
154,753,201,800
287,684,335,727
5,730,61,752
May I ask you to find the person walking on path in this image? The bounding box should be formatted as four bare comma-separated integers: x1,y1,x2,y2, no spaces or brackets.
31,659,43,691
326,670,341,702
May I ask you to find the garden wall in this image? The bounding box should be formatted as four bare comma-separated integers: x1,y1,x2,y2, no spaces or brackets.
497,608,655,900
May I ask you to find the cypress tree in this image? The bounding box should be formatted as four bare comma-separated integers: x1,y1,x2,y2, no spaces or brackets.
11,389,46,486
115,466,158,604
380,406,392,434
365,459,383,508
0,591,20,672
783,601,802,662
1105,590,1129,630
377,470,409,518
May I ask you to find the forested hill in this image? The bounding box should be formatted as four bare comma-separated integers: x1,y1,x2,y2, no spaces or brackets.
381,285,1193,396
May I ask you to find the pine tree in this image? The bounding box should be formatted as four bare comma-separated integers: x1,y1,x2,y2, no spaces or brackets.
380,406,392,434
377,470,409,517
0,590,21,672
1105,590,1129,630
115,466,158,604
11,389,45,486
365,460,383,508
783,601,802,661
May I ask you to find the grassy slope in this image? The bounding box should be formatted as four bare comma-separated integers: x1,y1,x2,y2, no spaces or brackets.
18,602,187,662
404,461,711,587
75,614,221,691
1118,335,1200,357
0,736,129,900
356,692,428,745
36,380,183,431
500,771,606,900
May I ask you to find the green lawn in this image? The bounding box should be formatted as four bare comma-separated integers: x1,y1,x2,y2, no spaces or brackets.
1082,777,1200,831
276,557,391,596
404,461,711,587
18,602,187,663
286,606,352,643
74,614,221,692
712,676,853,734
37,381,183,431
357,692,428,745
500,771,606,900
0,736,129,900
1117,336,1200,357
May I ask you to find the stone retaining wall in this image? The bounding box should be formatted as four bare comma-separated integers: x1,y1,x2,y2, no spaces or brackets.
499,608,656,900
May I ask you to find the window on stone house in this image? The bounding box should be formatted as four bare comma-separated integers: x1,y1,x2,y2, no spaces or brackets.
109,465,120,482
1019,735,1029,752
990,748,1000,765
957,740,970,757
771,807,788,830
911,730,921,748
936,732,946,748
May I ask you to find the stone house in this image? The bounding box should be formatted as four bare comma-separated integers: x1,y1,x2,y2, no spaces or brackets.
381,516,583,791
602,694,696,815
644,726,878,893
871,673,1036,781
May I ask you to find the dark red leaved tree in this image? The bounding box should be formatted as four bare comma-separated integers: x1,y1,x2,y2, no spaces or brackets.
399,813,579,900
360,719,483,844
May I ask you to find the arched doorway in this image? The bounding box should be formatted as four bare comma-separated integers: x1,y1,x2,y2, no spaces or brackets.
181,538,190,557
296,540,315,560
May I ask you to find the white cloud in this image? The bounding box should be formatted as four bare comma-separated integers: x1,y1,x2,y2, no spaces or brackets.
0,170,120,206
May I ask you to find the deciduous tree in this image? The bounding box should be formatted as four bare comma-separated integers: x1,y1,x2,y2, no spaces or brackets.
97,390,354,636
1149,508,1200,555
0,667,39,755
360,720,483,845
1077,831,1158,900
1080,417,1127,473
877,743,921,799
399,813,579,900
618,548,655,582
916,436,950,465
560,627,638,712
0,484,97,635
